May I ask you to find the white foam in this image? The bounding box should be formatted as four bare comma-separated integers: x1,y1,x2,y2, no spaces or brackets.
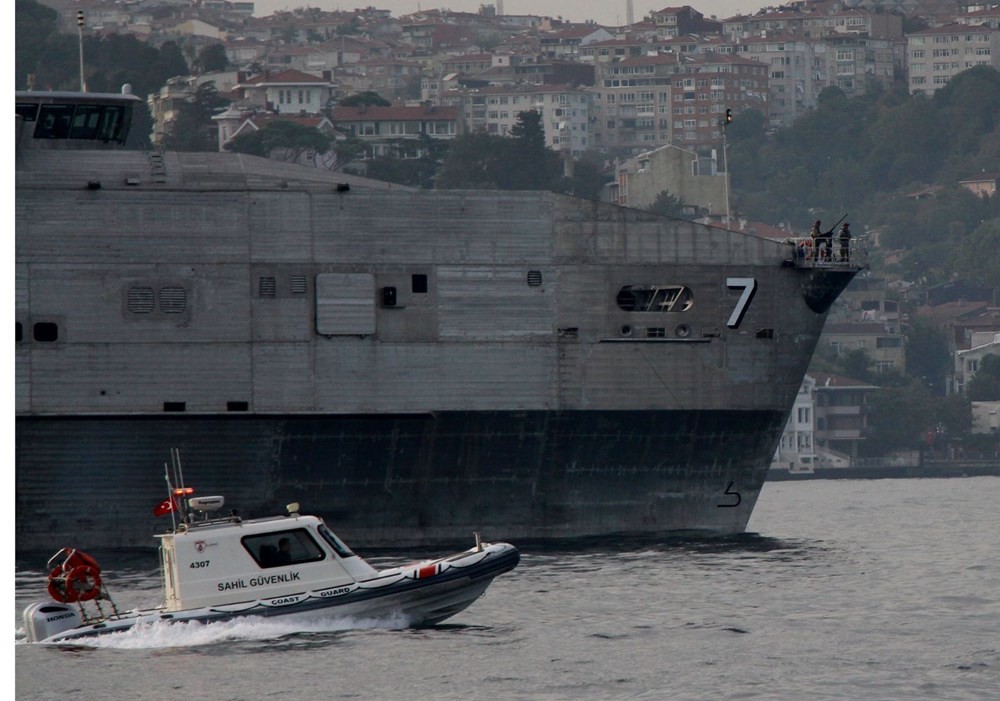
38,611,414,649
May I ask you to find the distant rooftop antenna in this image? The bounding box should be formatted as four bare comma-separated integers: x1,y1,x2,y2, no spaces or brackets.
626,0,635,25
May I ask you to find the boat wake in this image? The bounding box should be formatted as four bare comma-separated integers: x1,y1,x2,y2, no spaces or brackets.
29,611,415,649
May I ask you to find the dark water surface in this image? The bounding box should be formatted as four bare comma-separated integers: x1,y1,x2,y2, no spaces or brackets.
14,477,1000,700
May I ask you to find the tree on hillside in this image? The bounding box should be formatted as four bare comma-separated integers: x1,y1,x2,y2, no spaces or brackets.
338,91,391,107
15,0,59,90
225,120,333,162
905,317,951,395
950,218,1000,288
508,109,560,190
196,44,229,73
967,354,1000,401
161,81,227,152
862,380,969,455
434,130,510,189
647,191,688,218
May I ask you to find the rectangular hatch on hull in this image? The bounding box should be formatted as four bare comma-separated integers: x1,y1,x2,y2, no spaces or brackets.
316,273,376,336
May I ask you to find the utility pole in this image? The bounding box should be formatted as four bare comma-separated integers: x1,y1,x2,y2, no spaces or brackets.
77,10,87,92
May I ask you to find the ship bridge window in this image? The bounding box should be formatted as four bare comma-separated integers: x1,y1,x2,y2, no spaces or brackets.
243,529,326,569
616,285,693,312
33,103,128,144
16,103,39,121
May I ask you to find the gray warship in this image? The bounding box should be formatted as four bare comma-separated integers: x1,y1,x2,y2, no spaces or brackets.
15,88,861,551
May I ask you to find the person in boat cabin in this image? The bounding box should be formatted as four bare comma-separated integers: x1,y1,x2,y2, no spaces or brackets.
274,537,293,565
838,223,852,261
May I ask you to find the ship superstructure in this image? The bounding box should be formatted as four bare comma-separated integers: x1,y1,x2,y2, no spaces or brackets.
15,88,861,550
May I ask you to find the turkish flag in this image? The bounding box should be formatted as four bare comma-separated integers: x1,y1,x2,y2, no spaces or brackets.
153,497,177,517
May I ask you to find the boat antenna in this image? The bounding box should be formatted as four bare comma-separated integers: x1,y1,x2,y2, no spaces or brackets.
169,448,192,524
163,462,179,531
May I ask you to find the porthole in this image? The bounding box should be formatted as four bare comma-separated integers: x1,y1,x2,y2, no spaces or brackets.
620,324,632,337
675,324,691,338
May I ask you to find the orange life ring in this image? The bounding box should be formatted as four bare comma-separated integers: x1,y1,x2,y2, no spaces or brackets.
46,549,103,603
47,565,77,603
66,565,102,602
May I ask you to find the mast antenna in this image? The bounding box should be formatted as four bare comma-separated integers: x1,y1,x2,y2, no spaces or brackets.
76,11,87,92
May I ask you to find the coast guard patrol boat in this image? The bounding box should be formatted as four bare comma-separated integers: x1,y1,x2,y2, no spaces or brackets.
23,454,519,643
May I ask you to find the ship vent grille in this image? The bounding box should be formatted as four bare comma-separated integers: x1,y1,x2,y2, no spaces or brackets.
160,287,187,313
527,270,543,286
127,287,155,314
290,275,308,294
259,277,277,297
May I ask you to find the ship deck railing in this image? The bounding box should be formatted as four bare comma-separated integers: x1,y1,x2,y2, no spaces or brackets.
783,236,867,270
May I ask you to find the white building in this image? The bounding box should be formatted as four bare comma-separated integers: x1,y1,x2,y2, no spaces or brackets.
772,374,818,473
954,332,1000,395
459,84,593,157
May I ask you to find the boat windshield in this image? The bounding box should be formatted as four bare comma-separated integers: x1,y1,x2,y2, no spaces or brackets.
317,524,355,559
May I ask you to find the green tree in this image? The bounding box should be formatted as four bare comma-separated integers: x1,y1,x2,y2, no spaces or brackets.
435,130,510,189
864,380,935,453
904,317,951,395
338,92,391,107
15,0,59,90
967,354,1000,401
507,109,560,190
950,218,1000,288
647,191,688,218
226,120,332,161
333,136,367,172
196,44,229,73
161,81,227,152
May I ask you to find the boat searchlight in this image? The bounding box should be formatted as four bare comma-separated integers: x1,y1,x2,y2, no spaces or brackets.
287,502,300,517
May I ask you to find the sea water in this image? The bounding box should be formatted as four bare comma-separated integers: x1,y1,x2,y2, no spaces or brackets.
14,477,1000,700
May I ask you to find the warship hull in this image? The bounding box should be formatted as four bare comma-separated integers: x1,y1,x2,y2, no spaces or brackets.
15,90,858,551
16,409,783,548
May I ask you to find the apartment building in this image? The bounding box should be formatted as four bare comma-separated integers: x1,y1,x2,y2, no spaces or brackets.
907,22,1000,94
459,84,593,156
590,51,768,154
